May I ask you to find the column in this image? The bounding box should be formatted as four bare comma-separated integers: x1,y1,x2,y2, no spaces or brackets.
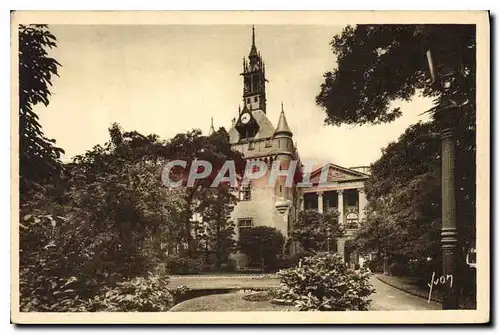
317,191,323,214
300,194,304,211
337,190,344,225
358,188,367,223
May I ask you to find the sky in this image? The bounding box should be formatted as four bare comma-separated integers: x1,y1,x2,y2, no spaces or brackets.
36,24,432,168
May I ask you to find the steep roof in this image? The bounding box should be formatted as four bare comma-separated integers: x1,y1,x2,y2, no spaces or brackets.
228,109,276,144
274,103,293,138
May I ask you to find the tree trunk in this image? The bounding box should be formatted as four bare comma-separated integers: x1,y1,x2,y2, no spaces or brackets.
383,247,389,275
183,188,197,257
215,215,222,269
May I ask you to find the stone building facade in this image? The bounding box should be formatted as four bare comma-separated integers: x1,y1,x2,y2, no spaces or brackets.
302,164,370,263
210,27,370,263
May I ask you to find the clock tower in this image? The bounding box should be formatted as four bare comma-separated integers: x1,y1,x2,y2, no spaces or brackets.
226,26,301,256
241,25,267,113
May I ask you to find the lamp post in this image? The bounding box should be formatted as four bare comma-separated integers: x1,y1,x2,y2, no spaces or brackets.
427,49,460,310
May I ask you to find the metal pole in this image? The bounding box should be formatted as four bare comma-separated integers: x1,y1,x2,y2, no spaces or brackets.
437,104,459,309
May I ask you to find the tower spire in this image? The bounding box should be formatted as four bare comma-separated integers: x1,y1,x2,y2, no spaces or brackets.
249,25,258,58
252,25,255,47
208,117,215,136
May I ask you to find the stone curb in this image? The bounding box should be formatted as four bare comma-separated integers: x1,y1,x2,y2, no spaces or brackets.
170,274,278,279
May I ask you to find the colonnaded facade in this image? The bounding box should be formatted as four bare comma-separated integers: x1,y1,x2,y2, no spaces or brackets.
209,27,370,264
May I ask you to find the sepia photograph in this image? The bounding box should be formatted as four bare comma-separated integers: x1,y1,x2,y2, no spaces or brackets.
10,11,490,324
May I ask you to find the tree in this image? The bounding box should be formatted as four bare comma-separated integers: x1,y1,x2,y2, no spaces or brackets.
292,209,343,253
316,24,475,126
316,25,476,281
239,226,285,271
354,120,474,277
19,24,64,195
68,125,186,276
197,183,238,268
162,127,245,256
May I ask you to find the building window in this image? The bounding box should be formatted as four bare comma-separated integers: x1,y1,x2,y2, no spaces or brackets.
239,184,251,201
346,192,357,206
238,218,253,230
345,212,359,229
248,141,255,150
247,98,251,104
265,139,272,148
254,96,258,102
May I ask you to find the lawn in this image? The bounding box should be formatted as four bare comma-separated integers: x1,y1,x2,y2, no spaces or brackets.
170,291,297,312
169,274,280,290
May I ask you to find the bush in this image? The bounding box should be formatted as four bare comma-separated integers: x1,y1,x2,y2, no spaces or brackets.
388,261,408,276
200,263,217,273
165,255,203,275
289,251,313,266
292,210,343,253
272,251,313,271
88,273,187,312
274,252,374,311
239,226,285,271
220,262,236,272
365,257,384,273
407,258,439,285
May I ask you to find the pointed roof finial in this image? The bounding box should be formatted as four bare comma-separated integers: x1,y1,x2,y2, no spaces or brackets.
252,25,255,46
249,25,258,58
281,101,284,113
208,117,215,135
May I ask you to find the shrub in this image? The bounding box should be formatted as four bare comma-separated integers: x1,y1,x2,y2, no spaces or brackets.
407,258,439,285
388,261,408,276
239,226,285,271
88,273,187,312
272,251,313,271
220,262,236,272
274,252,374,311
365,257,384,273
200,263,217,273
292,210,343,253
165,255,203,275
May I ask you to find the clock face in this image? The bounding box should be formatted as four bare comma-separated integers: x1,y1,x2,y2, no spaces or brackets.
241,112,251,124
